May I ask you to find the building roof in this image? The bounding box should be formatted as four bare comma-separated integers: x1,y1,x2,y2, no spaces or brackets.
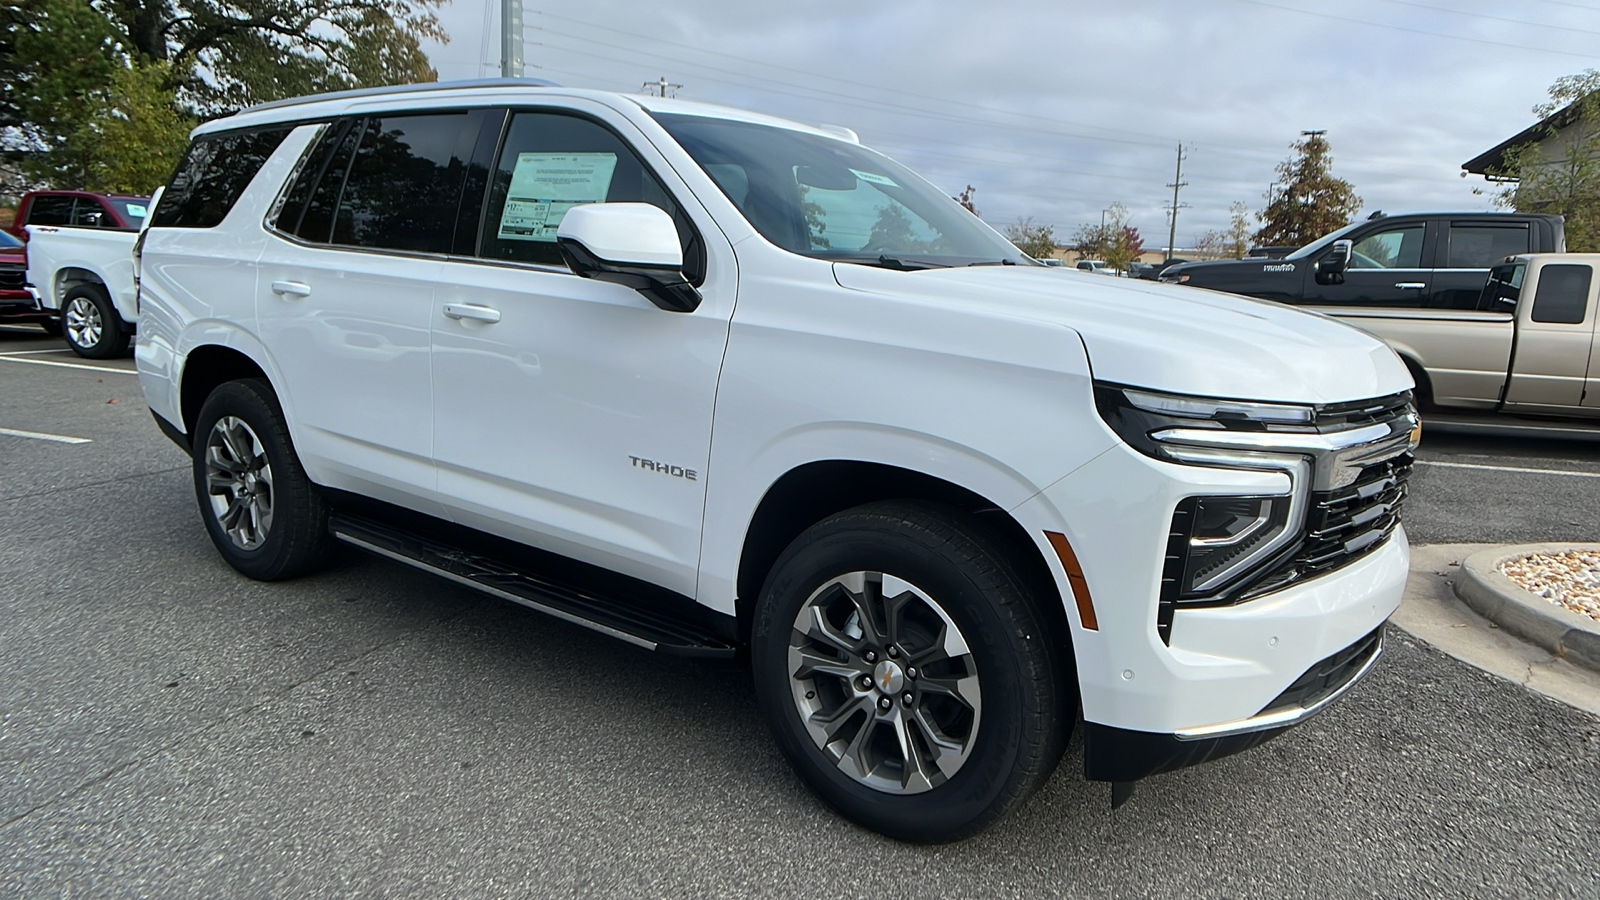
1462,97,1585,177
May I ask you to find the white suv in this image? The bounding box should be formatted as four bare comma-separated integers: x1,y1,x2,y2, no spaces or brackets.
136,80,1417,841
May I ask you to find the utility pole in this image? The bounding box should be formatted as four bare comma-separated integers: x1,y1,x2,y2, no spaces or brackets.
500,0,523,77
1164,143,1188,262
642,76,682,98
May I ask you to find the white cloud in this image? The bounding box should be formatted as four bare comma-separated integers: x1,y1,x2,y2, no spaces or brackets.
426,0,1598,247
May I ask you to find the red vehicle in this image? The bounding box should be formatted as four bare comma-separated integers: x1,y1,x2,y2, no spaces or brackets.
4,190,149,240
0,229,56,333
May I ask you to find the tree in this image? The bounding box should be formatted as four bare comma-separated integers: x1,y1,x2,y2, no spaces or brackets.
953,185,978,215
1253,132,1361,248
1068,202,1139,271
1003,216,1057,259
2,0,445,192
1196,201,1254,259
1492,69,1600,252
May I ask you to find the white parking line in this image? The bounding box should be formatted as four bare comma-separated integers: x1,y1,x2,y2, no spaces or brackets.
0,356,137,374
0,427,92,444
0,349,74,357
1416,460,1600,479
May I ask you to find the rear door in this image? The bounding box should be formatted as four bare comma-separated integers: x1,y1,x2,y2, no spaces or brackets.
255,109,489,511
1504,260,1596,411
1430,220,1532,310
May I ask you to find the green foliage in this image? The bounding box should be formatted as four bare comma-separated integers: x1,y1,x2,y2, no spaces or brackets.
1196,201,1254,259
1253,133,1361,248
1003,215,1057,260
1,0,445,192
1492,69,1600,252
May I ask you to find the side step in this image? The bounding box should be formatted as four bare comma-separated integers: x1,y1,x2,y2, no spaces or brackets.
330,513,738,659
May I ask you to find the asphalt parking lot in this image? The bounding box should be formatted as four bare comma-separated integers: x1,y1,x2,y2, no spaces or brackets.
3,324,1599,898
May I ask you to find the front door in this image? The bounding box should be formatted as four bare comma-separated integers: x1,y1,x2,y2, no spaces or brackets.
430,107,734,597
1311,221,1432,308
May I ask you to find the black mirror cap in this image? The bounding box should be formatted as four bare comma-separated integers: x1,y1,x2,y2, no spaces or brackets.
558,236,703,313
1315,239,1351,284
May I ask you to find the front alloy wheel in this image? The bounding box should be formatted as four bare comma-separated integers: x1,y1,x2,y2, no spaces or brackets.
788,570,981,794
203,415,275,551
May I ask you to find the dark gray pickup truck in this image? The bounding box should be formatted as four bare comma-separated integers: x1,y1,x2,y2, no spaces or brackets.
1161,212,1565,310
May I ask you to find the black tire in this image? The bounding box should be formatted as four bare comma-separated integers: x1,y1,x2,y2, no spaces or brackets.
60,284,129,359
751,500,1071,842
38,318,62,337
192,378,334,580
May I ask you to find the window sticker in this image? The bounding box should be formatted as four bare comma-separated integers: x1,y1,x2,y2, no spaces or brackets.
849,169,898,188
124,204,148,218
498,152,619,242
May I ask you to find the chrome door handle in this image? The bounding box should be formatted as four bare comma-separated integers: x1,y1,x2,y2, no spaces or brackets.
442,302,501,323
1394,282,1427,290
270,280,312,297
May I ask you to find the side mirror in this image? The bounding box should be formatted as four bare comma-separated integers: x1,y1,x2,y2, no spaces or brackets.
1316,239,1352,284
556,203,701,313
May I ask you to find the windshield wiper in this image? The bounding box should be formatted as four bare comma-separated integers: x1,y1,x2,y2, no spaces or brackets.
967,258,1023,267
834,254,949,271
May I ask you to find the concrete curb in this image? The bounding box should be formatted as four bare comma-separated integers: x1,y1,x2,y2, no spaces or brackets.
1454,543,1600,674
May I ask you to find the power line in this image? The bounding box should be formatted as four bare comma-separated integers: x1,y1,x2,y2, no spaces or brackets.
1232,0,1600,59
1373,0,1600,37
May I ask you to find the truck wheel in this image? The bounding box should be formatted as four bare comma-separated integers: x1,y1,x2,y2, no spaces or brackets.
751,501,1069,842
61,284,128,359
192,378,333,581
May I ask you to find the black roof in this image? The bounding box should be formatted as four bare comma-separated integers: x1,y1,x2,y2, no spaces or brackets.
1462,97,1585,177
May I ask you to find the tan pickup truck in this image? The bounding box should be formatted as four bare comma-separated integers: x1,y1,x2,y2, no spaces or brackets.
1324,254,1599,417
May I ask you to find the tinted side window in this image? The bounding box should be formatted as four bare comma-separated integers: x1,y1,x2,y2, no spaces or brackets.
1530,264,1591,324
1479,262,1523,312
71,200,111,228
293,121,363,244
479,111,704,282
26,196,75,226
1349,225,1424,269
331,112,479,254
1447,224,1529,268
154,127,291,228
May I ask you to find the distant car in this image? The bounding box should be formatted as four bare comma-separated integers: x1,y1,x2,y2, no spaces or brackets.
1038,258,1065,267
1245,246,1297,259
1075,259,1118,275
0,230,54,334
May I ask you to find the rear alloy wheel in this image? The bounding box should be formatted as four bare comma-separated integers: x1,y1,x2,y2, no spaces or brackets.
192,379,333,580
753,501,1069,842
61,285,128,359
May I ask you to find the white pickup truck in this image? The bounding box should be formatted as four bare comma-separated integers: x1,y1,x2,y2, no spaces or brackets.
24,195,156,358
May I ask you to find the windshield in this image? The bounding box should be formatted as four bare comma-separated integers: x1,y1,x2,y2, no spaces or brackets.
654,114,1030,269
110,198,149,224
0,230,20,249
1284,220,1366,260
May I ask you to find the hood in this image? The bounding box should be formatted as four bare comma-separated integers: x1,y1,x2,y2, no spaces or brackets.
831,264,1411,405
1163,257,1288,278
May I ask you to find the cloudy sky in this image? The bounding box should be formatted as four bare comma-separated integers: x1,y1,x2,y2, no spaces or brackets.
423,0,1599,250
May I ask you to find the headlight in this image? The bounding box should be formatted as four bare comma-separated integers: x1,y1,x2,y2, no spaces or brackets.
1097,382,1313,608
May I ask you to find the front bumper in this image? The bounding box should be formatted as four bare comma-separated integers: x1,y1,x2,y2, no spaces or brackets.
1083,624,1385,781
1015,439,1408,739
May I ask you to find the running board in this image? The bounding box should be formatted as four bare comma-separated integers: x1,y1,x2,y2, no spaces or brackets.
330,513,738,659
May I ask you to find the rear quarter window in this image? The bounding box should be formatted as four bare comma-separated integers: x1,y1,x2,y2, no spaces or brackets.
154,127,292,228
1530,264,1592,324
25,195,76,226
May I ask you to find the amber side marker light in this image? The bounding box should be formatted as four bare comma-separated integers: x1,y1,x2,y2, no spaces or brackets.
1044,531,1099,631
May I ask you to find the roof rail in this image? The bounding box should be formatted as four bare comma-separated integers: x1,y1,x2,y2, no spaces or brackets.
239,77,562,115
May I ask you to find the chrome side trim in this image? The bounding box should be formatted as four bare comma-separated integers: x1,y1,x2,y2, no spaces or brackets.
1153,411,1418,491
1174,635,1384,741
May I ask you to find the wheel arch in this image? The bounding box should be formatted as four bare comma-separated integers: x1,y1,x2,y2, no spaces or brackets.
734,460,1073,664
179,344,271,438
53,267,109,309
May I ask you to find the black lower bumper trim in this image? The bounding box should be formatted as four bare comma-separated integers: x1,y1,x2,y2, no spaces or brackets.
152,410,190,453
1083,720,1289,783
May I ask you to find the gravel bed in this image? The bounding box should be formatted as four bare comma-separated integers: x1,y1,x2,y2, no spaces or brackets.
1501,550,1600,620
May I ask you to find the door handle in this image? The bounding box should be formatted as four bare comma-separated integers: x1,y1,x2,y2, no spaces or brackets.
1394,282,1427,290
270,280,312,297
442,302,502,323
